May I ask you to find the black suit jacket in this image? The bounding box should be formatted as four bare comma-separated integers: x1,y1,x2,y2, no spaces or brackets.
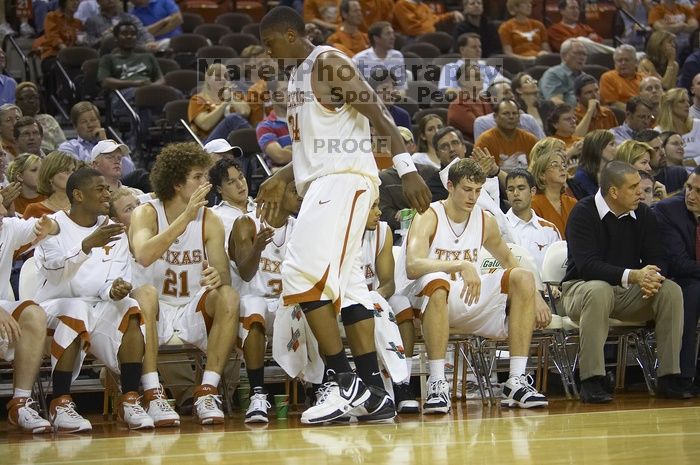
654,194,700,281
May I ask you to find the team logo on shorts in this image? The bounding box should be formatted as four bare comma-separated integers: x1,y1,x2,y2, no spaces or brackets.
372,303,382,318
287,328,301,352
385,342,406,359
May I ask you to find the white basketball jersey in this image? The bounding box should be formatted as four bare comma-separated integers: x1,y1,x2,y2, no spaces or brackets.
148,199,207,306
287,45,379,196
240,214,295,298
361,221,389,291
415,201,485,281
0,217,37,300
211,200,252,289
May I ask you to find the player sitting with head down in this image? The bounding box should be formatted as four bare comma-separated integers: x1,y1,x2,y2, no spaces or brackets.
1,195,57,434
35,168,151,431
400,158,552,413
129,142,240,425
229,179,302,423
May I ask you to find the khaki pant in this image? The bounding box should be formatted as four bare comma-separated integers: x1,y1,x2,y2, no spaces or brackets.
562,279,683,381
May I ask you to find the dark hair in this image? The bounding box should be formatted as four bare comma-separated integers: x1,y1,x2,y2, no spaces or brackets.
574,73,597,97
260,6,306,36
494,98,520,115
13,116,42,139
633,129,660,143
339,0,354,18
209,156,243,190
600,160,638,195
457,33,480,49
416,113,444,152
150,142,213,201
510,72,533,110
546,103,574,136
66,167,103,204
448,157,486,186
580,129,614,180
626,95,653,114
638,169,653,182
693,165,700,176
114,21,138,37
432,125,463,152
505,168,536,188
368,21,391,48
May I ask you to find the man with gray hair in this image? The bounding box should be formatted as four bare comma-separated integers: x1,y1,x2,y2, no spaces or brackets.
562,160,690,403
600,45,644,112
539,38,587,106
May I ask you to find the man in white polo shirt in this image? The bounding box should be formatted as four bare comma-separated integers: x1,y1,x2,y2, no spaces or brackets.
505,168,562,269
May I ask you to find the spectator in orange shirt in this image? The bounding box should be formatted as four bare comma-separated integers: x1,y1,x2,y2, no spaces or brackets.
356,0,395,32
574,73,619,132
447,63,492,142
304,0,340,32
599,44,645,111
546,103,583,149
327,0,369,57
474,98,538,171
547,0,602,53
638,31,680,90
529,147,577,238
32,0,84,77
648,0,697,52
498,0,551,60
392,0,463,37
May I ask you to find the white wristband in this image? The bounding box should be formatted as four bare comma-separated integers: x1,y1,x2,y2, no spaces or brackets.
393,152,417,178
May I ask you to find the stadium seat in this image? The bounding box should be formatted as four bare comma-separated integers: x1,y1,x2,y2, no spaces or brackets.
193,24,232,44
417,32,454,54
219,33,261,55
215,12,254,32
182,12,204,33
164,70,203,98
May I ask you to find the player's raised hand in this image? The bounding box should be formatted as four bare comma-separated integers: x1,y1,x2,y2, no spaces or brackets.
200,260,222,290
401,172,431,214
459,261,482,306
0,308,21,344
109,278,133,301
32,215,58,243
183,183,211,222
81,218,125,254
256,176,287,223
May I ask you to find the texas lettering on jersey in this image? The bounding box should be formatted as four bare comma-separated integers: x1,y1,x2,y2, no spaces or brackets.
433,248,479,263
162,249,204,266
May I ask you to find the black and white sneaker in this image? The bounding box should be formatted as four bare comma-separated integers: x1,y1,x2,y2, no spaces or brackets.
501,375,549,408
393,383,420,413
423,379,451,414
300,371,370,425
245,387,271,423
348,385,396,423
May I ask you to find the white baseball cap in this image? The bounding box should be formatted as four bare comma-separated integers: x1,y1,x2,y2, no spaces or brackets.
90,139,130,163
203,138,243,157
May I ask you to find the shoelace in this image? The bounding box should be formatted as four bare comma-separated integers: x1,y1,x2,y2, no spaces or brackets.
56,401,84,420
315,381,338,405
195,394,222,410
518,374,538,393
125,397,149,415
250,394,271,410
149,388,175,412
21,399,45,420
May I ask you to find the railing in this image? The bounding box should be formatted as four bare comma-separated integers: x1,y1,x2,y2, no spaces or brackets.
2,33,31,82
107,89,143,158
180,118,204,146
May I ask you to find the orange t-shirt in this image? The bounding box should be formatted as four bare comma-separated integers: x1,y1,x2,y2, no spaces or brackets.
599,70,643,106
392,0,452,37
575,104,619,130
554,134,582,148
32,11,83,60
14,194,47,217
648,3,694,26
447,95,492,142
304,0,340,24
357,0,395,31
474,127,538,168
23,201,59,219
188,94,217,139
546,22,601,52
327,27,370,57
531,193,577,239
498,18,548,57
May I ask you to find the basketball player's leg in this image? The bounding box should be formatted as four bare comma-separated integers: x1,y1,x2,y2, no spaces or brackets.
391,296,419,413
192,284,238,425
3,301,52,433
240,295,271,423
421,282,452,414
131,285,180,427
500,268,548,408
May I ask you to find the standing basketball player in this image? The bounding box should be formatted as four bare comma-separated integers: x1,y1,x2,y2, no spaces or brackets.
400,158,550,413
1,196,56,433
129,142,239,425
257,7,431,424
229,180,302,423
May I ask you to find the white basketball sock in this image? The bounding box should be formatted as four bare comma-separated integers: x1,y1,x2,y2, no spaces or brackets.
202,370,221,388
509,357,528,379
141,371,160,391
428,359,445,383
13,388,31,399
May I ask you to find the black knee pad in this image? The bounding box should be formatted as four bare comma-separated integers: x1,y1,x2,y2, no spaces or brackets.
299,300,332,314
340,303,373,326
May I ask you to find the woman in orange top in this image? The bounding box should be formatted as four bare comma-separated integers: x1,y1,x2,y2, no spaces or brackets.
188,63,251,142
23,151,81,219
529,148,577,238
547,103,584,149
498,0,551,59
6,154,45,216
392,0,462,37
32,0,83,73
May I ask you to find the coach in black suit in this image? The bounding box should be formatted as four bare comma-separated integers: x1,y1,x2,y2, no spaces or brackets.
654,166,700,393
562,161,689,403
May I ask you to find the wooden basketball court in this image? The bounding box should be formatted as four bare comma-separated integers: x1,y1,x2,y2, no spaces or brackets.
2,395,698,465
